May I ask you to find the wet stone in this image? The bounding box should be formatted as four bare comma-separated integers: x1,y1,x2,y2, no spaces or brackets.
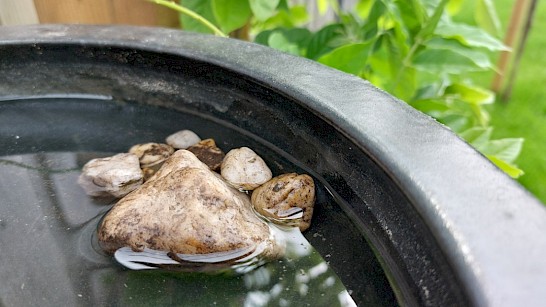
186,139,225,172
165,129,201,149
78,153,143,198
128,143,174,168
251,173,316,232
221,147,272,191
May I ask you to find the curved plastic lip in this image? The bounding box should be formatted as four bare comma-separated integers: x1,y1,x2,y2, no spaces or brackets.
1,24,546,307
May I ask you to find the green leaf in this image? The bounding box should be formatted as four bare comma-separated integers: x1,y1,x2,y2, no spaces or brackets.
178,0,217,34
482,138,524,163
446,0,465,15
486,155,524,178
413,49,488,74
435,21,508,51
211,0,251,33
318,42,372,75
355,0,374,20
256,28,311,56
306,24,344,59
411,98,451,114
475,0,501,36
358,1,385,42
252,5,308,31
426,37,493,70
394,0,426,38
444,83,495,105
460,126,493,149
268,32,300,55
249,0,280,21
418,0,449,41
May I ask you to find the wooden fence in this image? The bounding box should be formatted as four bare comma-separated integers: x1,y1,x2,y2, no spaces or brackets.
0,0,179,27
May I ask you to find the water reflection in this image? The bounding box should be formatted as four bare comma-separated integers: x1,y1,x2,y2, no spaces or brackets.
0,152,356,306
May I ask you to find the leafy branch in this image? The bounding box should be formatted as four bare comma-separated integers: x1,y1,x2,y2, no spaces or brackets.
393,0,449,92
154,0,524,178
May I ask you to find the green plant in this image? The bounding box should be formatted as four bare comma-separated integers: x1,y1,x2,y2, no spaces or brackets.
151,0,524,178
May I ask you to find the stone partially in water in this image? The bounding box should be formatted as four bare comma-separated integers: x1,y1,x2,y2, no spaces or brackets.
221,147,272,191
128,143,175,168
186,139,225,171
165,129,201,149
251,173,316,232
78,153,143,198
129,143,175,181
97,150,283,271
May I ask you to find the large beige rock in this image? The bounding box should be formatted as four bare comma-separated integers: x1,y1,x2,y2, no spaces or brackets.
97,150,282,262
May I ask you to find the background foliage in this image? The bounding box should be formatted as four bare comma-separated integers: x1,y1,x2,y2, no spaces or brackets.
153,0,526,180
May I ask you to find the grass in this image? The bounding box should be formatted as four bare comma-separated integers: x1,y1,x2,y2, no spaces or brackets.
455,0,546,205
488,0,546,205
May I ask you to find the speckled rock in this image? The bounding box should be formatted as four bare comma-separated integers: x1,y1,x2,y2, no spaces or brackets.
186,138,225,171
221,147,272,190
165,129,201,149
128,142,174,168
251,173,315,232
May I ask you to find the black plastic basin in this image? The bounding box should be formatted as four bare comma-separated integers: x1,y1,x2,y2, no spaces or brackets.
0,25,545,307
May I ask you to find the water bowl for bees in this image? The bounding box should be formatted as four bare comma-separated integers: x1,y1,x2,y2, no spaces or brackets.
0,25,545,307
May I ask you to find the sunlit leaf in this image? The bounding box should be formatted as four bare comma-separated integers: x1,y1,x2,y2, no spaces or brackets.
435,21,508,51
355,0,374,20
446,0,464,15
482,138,524,163
427,37,493,70
413,49,487,73
445,83,495,105
211,0,251,33
249,0,280,21
360,0,385,40
252,5,308,31
460,126,493,149
486,155,524,178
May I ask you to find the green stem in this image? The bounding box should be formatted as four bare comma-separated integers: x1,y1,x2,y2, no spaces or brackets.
147,0,228,37
392,0,449,92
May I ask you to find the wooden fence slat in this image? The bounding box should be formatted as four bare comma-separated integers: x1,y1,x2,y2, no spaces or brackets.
31,0,179,27
0,0,39,25
111,0,179,27
33,0,114,24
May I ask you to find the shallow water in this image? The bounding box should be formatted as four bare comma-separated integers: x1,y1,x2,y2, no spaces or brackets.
0,152,354,306
0,98,397,306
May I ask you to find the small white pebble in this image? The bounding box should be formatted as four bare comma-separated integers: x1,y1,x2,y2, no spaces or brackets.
165,130,201,149
221,147,272,190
